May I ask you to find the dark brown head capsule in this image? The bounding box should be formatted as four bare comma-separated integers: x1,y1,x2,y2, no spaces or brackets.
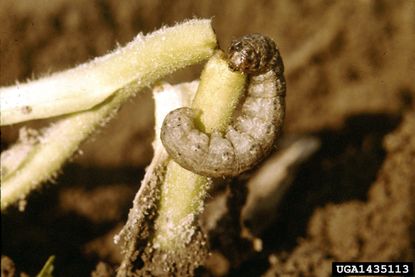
228,33,282,76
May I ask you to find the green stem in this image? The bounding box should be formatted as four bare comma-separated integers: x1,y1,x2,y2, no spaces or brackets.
153,51,246,250
1,19,217,211
0,19,216,126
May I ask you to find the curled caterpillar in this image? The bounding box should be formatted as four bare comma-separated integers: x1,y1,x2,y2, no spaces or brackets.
160,34,286,177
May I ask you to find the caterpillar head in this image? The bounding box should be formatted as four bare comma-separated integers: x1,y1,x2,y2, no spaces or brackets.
228,33,280,76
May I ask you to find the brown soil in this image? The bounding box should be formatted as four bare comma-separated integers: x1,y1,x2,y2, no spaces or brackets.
1,1,414,276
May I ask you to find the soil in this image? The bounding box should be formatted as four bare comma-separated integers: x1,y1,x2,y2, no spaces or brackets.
1,0,414,276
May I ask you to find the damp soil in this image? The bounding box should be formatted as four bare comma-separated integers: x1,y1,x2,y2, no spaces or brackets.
1,1,414,276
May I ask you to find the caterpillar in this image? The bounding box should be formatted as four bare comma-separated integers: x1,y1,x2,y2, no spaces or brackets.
160,34,286,177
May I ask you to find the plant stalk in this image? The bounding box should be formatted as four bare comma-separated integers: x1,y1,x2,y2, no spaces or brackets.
1,19,217,211
152,51,246,250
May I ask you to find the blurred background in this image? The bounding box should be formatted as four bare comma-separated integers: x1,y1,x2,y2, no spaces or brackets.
1,0,414,276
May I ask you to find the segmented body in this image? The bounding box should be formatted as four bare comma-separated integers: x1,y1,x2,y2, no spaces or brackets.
160,34,286,177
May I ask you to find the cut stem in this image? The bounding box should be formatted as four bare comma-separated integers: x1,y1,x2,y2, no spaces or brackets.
153,51,246,250
0,19,216,126
1,19,217,211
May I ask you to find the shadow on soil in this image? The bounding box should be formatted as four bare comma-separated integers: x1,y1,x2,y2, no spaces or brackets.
230,112,401,277
1,165,143,276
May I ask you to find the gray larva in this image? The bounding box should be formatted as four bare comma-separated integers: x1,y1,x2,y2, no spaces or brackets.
160,34,286,177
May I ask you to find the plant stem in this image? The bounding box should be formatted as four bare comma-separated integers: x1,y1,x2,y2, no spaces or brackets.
1,19,217,211
152,51,246,250
114,81,199,276
0,19,217,126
